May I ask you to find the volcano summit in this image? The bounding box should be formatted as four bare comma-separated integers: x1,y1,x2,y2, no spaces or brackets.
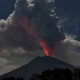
0,56,76,80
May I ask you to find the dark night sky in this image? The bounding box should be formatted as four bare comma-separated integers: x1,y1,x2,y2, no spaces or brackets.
0,0,16,19
55,0,80,40
56,0,80,17
0,0,80,19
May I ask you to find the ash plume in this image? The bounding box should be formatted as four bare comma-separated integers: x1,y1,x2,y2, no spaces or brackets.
6,0,65,56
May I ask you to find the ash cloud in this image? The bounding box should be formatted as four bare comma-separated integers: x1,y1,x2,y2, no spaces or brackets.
0,0,80,75
55,39,80,66
55,17,80,66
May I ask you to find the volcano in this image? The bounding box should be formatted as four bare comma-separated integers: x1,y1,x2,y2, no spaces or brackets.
0,56,76,80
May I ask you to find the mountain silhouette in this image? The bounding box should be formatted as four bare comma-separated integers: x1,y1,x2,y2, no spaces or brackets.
0,56,76,80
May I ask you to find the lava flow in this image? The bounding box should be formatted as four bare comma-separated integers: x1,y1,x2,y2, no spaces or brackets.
39,39,55,57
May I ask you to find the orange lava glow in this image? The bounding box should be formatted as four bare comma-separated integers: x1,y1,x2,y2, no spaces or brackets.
39,40,55,57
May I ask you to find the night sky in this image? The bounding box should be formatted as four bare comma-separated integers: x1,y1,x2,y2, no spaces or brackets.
0,0,80,18
0,0,80,39
0,0,80,75
0,0,16,19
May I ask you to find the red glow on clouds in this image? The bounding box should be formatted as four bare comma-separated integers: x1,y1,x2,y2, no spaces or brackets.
18,16,37,38
39,40,55,57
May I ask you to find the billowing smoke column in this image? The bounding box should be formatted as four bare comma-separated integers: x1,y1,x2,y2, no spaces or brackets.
13,0,66,56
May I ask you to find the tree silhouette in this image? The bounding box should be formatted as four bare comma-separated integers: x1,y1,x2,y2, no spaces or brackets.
31,74,40,80
31,68,73,80
2,77,24,80
2,77,16,80
52,68,73,80
73,67,80,80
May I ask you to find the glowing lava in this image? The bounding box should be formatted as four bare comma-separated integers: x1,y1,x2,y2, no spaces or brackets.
39,40,55,57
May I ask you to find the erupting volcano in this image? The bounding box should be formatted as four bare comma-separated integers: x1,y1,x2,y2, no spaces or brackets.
39,40,55,56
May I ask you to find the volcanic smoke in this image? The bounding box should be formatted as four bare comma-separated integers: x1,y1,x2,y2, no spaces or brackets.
15,0,66,57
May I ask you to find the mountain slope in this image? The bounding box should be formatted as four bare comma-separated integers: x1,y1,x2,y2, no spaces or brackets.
0,56,76,80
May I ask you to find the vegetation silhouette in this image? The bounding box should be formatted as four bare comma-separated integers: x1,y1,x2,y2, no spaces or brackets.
2,68,80,80
31,68,80,80
2,77,24,80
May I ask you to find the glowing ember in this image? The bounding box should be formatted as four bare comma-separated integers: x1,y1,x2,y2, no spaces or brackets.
39,40,55,57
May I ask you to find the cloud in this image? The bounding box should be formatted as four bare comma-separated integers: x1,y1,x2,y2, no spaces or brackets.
56,17,80,66
55,39,80,66
58,17,80,37
0,17,43,75
0,47,43,75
